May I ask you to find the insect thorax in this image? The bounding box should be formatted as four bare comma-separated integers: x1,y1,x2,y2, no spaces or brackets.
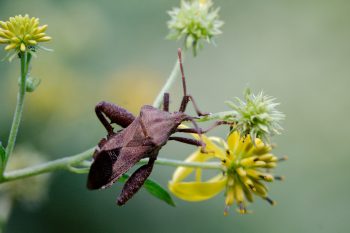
140,105,185,145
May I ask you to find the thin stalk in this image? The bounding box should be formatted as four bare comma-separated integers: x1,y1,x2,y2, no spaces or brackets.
1,148,223,183
0,52,30,179
1,148,95,183
139,158,222,170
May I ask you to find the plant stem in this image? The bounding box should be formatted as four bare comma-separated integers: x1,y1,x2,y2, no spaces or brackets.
0,148,223,183
1,148,95,183
152,57,181,108
0,52,30,179
139,158,222,170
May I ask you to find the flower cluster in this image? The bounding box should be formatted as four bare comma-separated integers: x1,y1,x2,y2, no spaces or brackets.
167,0,223,56
226,89,285,144
169,131,286,215
0,14,51,54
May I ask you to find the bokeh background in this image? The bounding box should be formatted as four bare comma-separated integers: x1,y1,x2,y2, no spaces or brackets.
0,0,349,232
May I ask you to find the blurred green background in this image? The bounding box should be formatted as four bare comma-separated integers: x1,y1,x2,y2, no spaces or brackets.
0,0,349,232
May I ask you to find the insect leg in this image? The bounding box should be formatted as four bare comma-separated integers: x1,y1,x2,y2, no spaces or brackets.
117,158,155,206
188,95,210,116
95,101,135,134
178,95,209,116
179,95,190,112
176,121,233,134
169,136,204,147
163,92,170,112
177,48,209,116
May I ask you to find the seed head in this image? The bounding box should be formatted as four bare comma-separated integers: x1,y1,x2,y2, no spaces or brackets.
167,0,223,56
226,89,285,144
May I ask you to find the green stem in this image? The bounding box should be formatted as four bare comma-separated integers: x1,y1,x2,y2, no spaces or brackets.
139,158,222,170
1,148,95,183
0,147,223,183
0,52,30,179
152,56,182,108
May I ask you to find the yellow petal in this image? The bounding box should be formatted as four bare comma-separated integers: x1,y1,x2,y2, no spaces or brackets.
0,38,10,44
169,175,226,201
28,40,37,45
33,32,45,39
225,187,235,205
2,29,14,38
227,131,240,152
0,21,8,30
20,43,26,52
36,36,51,42
36,24,48,33
5,43,17,51
11,37,20,43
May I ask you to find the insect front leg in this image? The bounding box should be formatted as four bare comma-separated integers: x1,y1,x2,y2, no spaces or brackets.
169,136,203,146
176,49,209,116
95,101,135,135
117,158,155,206
176,121,233,134
169,137,207,153
178,95,209,117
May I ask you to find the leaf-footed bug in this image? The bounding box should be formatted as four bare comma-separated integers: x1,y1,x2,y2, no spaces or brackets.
87,49,230,205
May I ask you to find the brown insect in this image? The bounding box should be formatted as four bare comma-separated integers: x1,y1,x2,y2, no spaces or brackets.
87,49,227,205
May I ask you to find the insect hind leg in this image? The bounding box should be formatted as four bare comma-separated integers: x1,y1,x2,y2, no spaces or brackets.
117,159,155,205
95,101,135,135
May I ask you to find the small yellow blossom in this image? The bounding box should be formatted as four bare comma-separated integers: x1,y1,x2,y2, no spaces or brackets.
169,131,286,215
0,14,51,53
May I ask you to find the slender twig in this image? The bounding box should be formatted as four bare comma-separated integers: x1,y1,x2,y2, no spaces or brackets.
0,52,30,179
1,148,223,183
139,158,222,170
1,148,95,183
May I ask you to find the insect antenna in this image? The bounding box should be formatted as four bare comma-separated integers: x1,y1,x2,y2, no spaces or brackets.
178,48,187,97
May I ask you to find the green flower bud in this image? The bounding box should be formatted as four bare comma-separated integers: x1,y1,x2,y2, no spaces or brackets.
226,89,285,144
25,77,41,92
167,0,224,56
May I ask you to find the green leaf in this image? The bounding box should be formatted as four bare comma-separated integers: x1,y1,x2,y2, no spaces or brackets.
144,178,176,207
119,174,176,207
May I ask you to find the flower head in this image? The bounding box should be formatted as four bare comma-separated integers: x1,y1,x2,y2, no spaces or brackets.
0,14,51,54
167,0,223,56
169,131,286,215
226,89,285,144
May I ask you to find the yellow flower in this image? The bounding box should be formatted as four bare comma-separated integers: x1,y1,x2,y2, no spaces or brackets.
0,14,51,53
169,131,286,215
